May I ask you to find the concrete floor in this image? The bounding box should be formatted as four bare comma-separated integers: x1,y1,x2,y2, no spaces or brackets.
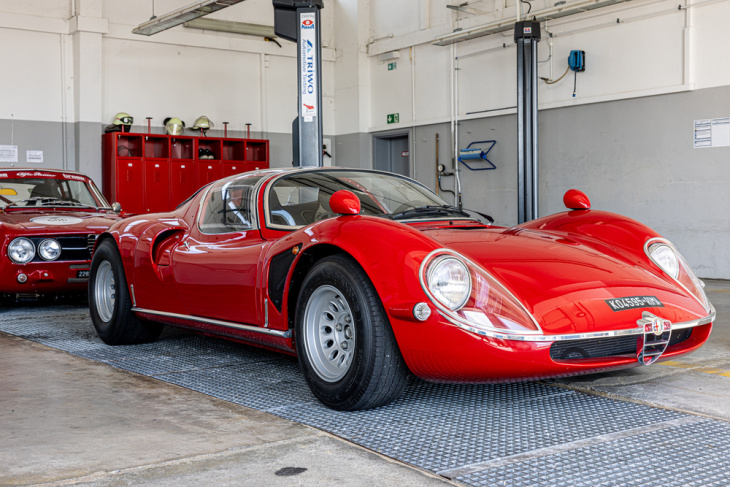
1,280,728,486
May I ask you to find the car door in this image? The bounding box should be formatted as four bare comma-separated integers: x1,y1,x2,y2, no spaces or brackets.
172,176,265,325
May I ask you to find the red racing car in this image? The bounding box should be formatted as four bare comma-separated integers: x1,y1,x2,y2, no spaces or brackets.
1,169,121,301
88,168,714,410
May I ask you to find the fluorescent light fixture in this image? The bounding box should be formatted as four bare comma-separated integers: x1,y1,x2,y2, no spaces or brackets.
133,0,246,36
434,0,628,46
184,18,275,38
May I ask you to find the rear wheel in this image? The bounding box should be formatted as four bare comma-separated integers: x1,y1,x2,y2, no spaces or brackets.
295,254,409,411
88,239,162,345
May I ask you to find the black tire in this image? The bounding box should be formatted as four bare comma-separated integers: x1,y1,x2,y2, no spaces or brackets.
295,254,410,411
88,239,163,345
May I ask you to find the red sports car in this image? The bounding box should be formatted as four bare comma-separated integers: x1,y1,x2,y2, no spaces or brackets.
88,168,714,410
0,169,120,300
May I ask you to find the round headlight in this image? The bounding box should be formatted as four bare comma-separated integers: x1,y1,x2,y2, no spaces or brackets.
8,238,35,264
649,243,679,279
426,256,471,310
39,239,62,261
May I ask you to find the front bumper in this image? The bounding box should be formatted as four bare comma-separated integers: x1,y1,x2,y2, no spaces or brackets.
391,306,715,383
0,261,91,294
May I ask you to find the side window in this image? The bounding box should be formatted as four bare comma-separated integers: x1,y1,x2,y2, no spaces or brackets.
199,179,258,234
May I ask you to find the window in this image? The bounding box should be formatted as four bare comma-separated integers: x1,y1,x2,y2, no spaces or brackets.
199,176,262,234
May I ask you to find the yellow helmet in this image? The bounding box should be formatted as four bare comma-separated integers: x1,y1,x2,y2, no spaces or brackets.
113,112,133,126
164,117,185,136
192,116,214,131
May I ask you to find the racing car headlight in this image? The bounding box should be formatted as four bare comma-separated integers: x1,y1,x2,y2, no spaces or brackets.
648,243,679,279
8,238,35,264
647,239,710,312
38,239,62,261
421,250,541,335
426,256,471,310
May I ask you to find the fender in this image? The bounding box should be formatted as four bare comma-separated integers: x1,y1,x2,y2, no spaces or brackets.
520,210,665,271
261,214,444,337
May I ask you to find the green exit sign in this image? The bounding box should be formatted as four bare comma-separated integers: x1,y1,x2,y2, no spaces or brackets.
387,113,400,124
388,62,397,71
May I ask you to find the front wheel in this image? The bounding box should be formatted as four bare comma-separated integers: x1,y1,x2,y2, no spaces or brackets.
295,255,409,411
88,239,162,345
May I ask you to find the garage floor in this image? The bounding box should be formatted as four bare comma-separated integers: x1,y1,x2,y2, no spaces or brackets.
2,281,729,486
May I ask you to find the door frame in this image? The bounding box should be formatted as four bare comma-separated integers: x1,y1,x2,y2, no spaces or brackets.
371,129,412,177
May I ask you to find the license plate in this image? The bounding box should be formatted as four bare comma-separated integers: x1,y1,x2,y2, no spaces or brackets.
76,270,90,279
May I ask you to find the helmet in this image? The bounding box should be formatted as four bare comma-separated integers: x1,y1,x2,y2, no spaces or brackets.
164,117,185,136
113,112,133,126
192,116,214,131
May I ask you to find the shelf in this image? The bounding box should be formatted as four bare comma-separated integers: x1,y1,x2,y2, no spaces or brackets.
171,137,194,160
144,135,170,159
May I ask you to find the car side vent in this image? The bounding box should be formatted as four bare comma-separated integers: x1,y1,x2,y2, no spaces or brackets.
87,234,99,254
268,244,302,312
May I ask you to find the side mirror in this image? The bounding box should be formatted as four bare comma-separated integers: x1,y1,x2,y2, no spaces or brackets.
563,189,591,210
329,190,360,215
111,202,122,214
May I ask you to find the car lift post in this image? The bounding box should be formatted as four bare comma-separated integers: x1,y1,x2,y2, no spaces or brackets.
515,21,541,223
273,0,324,167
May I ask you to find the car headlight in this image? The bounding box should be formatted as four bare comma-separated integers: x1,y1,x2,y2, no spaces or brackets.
421,250,541,335
646,239,710,312
38,239,62,261
426,256,471,310
648,243,679,279
8,237,35,264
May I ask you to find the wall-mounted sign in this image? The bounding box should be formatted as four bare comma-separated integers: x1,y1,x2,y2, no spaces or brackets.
694,118,730,148
388,62,397,71
387,113,400,124
27,150,43,163
401,151,409,157
0,145,18,163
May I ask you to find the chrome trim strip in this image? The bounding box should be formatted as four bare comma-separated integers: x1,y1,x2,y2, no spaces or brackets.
131,307,292,339
130,284,137,307
436,304,715,342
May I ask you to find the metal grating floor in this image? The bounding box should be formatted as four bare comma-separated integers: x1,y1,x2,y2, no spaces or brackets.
2,305,730,486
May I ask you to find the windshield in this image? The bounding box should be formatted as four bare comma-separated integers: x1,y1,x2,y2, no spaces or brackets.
266,170,484,229
0,177,104,209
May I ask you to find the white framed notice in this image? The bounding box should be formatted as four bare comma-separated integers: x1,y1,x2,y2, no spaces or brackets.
0,145,18,163
27,150,44,163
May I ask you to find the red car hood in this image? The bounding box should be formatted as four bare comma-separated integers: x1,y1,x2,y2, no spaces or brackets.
0,210,120,234
420,225,708,335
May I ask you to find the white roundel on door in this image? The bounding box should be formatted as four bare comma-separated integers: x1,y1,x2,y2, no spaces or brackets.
30,216,84,225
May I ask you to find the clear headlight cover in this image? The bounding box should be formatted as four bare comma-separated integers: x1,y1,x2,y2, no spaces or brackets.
38,239,62,261
8,237,35,264
421,250,541,335
426,256,471,310
646,239,710,312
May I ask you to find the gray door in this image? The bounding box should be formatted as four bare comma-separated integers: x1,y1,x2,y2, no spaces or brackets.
373,135,409,177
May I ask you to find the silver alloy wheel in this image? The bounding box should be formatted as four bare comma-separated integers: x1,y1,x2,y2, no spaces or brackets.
94,260,116,323
303,284,356,382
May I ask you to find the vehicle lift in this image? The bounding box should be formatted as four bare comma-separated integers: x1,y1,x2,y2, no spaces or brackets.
515,21,541,224
273,0,324,167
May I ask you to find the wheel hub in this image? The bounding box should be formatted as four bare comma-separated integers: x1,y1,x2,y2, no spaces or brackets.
303,284,355,382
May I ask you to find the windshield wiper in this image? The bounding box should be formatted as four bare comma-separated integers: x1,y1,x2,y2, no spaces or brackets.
385,205,471,220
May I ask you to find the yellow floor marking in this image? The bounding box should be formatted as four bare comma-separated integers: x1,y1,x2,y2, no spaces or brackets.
660,360,730,378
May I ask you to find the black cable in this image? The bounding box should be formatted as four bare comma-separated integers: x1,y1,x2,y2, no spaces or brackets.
520,0,532,15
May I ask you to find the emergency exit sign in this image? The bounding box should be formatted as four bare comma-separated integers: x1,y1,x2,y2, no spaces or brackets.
388,62,397,70
387,113,400,124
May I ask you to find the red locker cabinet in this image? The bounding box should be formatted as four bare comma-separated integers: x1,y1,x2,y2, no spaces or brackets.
102,132,269,214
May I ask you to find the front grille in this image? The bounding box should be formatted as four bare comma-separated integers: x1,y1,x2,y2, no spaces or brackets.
551,335,638,361
551,328,694,361
27,235,91,262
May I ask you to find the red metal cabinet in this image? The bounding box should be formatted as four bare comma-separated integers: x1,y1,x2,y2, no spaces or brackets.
103,132,269,214
170,161,197,208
